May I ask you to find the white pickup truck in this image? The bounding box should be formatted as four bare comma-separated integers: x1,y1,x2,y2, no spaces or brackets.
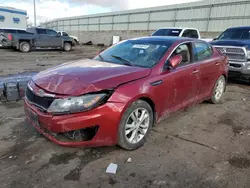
57,31,80,45
151,27,213,42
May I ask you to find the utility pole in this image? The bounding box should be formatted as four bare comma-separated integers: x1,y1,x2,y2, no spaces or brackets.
34,0,36,27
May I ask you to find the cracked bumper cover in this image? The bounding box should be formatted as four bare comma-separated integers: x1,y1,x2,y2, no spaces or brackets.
24,98,126,147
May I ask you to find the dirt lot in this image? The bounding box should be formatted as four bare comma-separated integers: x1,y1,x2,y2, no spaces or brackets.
0,46,250,188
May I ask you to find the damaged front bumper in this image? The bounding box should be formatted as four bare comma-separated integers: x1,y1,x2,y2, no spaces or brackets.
24,98,125,147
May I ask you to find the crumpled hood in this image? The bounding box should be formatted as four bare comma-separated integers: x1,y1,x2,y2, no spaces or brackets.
210,39,250,49
32,59,151,96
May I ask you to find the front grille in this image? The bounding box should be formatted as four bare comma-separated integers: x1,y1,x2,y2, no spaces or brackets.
215,46,246,62
26,87,54,110
230,63,241,68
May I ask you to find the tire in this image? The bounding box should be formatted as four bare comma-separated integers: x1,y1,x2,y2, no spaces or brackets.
63,42,72,52
19,42,31,53
210,75,226,104
118,100,154,150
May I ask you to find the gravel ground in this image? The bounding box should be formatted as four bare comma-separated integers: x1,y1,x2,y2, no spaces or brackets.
0,46,250,188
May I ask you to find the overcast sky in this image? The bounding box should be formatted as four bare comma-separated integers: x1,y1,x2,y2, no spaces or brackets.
1,0,200,24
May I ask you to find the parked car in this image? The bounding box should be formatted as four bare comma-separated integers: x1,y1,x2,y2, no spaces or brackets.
210,26,250,84
0,28,27,47
151,27,213,42
57,31,80,45
1,27,74,52
24,36,228,150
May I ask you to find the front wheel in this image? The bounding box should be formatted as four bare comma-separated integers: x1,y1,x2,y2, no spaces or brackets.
118,100,153,150
210,75,226,104
63,42,72,52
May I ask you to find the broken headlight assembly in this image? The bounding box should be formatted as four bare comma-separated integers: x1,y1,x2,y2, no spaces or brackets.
47,91,113,114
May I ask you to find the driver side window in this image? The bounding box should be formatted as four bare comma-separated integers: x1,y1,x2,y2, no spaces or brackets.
169,43,192,67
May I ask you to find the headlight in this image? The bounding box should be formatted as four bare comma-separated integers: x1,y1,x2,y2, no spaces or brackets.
247,50,250,60
47,93,109,114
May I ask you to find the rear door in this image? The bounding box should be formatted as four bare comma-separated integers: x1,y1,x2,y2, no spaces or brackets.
193,42,219,100
163,42,200,112
36,28,49,47
46,29,61,47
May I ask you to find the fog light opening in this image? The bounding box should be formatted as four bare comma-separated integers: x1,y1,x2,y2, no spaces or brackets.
63,126,99,141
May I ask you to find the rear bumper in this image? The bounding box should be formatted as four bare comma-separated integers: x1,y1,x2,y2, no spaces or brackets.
1,40,12,47
24,98,126,147
228,60,250,79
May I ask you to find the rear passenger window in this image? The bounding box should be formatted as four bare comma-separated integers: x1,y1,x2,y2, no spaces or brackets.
26,28,35,33
182,30,199,39
17,30,27,34
37,29,47,34
47,29,57,35
194,43,213,61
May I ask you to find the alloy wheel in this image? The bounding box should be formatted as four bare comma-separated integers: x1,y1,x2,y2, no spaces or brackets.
125,108,150,144
215,79,225,101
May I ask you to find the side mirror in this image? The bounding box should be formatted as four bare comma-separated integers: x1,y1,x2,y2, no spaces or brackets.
213,37,218,41
169,55,182,69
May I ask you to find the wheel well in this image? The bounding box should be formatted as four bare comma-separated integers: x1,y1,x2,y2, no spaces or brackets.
19,40,31,45
221,74,227,91
64,41,72,45
139,97,156,125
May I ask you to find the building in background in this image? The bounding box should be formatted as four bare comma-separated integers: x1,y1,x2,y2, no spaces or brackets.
42,0,250,45
0,6,27,29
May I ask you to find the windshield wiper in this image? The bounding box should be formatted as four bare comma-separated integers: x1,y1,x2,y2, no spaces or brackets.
111,55,133,66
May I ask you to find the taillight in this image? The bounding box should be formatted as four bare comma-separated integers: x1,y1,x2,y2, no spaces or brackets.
7,34,12,41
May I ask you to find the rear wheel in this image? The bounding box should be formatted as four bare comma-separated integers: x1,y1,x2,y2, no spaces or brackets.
210,75,226,104
19,42,31,53
63,42,72,52
118,100,153,150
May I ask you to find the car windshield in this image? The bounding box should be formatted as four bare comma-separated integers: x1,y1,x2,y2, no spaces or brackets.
218,28,250,40
93,40,172,68
152,29,182,37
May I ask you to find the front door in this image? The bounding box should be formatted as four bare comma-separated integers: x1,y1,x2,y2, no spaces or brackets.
166,42,200,112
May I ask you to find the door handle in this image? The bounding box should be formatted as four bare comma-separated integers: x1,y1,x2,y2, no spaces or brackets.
215,62,220,66
192,70,199,74
151,80,163,86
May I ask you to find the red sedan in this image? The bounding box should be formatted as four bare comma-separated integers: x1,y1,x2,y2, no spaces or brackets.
24,37,228,150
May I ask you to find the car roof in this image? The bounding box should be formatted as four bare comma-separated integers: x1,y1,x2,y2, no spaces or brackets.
0,28,25,30
129,36,197,43
156,27,198,30
227,26,250,30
